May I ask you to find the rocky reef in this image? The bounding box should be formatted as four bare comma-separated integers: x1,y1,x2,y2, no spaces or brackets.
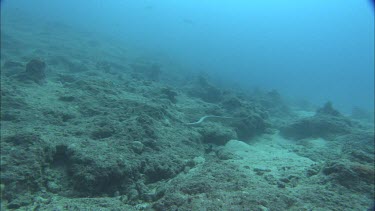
1,14,373,211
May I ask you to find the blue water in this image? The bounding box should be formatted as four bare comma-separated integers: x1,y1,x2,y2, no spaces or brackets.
3,0,374,113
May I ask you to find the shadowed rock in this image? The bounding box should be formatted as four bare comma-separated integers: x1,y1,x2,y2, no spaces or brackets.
281,102,353,140
16,59,46,84
26,59,46,82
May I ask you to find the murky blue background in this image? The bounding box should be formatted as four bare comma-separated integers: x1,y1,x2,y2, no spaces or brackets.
3,0,374,112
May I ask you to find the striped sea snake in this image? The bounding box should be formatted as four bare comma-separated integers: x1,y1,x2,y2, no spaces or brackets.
185,115,240,125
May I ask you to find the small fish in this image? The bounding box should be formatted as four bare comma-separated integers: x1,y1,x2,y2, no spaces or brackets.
144,5,154,10
183,19,194,25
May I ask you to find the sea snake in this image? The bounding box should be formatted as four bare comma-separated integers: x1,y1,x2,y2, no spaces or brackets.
185,115,239,125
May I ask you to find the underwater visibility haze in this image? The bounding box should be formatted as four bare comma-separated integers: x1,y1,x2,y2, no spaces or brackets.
0,0,374,210
3,0,374,112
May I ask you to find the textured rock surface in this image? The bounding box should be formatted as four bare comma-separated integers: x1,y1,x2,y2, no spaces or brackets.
1,12,373,211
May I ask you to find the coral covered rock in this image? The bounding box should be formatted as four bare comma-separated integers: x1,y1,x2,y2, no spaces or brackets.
199,123,237,145
187,76,223,103
15,59,47,84
281,102,353,140
323,161,374,192
25,59,46,83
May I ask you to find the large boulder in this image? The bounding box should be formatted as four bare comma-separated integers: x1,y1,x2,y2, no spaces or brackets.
187,76,223,103
16,59,46,84
281,102,353,140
